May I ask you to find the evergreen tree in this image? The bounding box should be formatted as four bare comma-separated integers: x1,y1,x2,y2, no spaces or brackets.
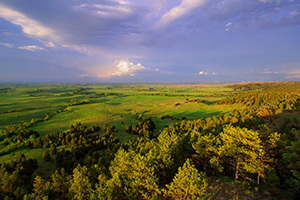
192,133,221,174
70,164,92,200
51,168,71,200
109,148,160,199
32,176,54,199
164,159,208,200
283,140,300,192
219,125,265,183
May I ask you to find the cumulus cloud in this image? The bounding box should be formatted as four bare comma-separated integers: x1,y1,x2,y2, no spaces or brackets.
199,71,216,75
199,71,208,75
18,45,44,51
115,60,145,76
92,59,146,78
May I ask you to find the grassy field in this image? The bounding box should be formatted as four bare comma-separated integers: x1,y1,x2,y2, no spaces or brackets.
0,83,240,135
0,83,242,169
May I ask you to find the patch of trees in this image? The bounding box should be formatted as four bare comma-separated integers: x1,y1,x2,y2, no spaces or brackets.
161,114,180,120
131,92,227,98
185,98,206,103
216,90,300,114
0,125,40,156
125,115,155,139
67,99,89,106
72,87,93,95
0,154,38,199
0,87,12,93
0,108,29,115
228,81,300,91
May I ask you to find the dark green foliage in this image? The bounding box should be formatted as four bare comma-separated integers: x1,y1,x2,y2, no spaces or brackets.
42,150,51,162
219,82,300,114
283,140,300,194
125,116,156,139
67,99,89,106
0,154,38,199
50,145,57,155
164,159,208,200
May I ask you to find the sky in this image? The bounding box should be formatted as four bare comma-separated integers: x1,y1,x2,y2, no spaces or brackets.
0,0,300,82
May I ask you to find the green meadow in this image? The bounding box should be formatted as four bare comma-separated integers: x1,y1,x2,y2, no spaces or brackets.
0,83,240,136
0,83,241,165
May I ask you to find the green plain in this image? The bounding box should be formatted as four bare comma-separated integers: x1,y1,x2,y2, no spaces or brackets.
0,83,242,167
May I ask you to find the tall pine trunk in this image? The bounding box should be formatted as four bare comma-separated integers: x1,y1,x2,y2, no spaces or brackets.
235,162,239,182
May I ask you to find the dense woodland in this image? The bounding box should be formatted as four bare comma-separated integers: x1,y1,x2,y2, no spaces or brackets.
0,82,300,199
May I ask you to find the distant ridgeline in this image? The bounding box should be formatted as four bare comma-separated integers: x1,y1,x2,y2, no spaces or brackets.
0,81,300,199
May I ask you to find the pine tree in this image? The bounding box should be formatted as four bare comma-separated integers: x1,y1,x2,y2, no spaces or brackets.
164,159,208,200
193,133,221,174
283,140,300,191
70,164,92,200
219,125,265,182
51,168,70,200
32,176,54,199
109,149,160,199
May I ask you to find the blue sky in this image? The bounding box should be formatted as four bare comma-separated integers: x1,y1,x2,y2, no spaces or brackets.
0,0,300,82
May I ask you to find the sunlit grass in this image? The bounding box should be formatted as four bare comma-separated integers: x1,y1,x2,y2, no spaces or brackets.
0,83,240,137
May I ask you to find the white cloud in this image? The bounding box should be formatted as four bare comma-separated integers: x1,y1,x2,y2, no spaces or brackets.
75,3,132,18
199,71,216,75
225,21,233,31
0,43,13,48
285,69,300,79
226,22,232,27
80,74,90,77
93,59,146,78
259,0,281,3
45,42,55,48
18,45,44,51
290,10,299,16
0,4,59,43
199,71,208,75
115,60,145,76
262,71,273,74
157,0,207,27
259,70,282,74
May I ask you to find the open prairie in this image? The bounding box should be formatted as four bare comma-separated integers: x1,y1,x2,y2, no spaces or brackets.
0,83,241,139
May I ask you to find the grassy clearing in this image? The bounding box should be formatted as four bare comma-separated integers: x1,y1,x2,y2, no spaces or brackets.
0,83,240,137
0,146,66,177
